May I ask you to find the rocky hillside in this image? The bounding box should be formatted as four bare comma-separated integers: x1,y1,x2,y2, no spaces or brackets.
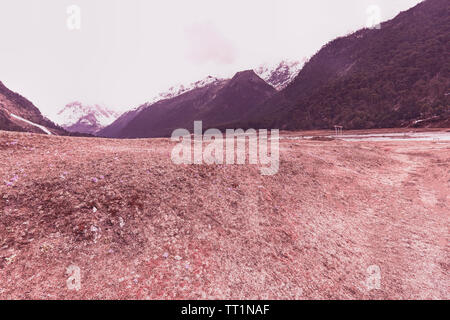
0,81,66,135
236,0,450,130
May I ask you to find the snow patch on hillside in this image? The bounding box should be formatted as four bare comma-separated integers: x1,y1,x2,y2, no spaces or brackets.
10,113,52,135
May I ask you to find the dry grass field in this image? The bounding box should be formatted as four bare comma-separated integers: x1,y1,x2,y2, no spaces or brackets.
0,129,448,299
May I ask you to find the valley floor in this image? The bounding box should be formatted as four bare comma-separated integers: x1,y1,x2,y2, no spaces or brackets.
0,129,448,299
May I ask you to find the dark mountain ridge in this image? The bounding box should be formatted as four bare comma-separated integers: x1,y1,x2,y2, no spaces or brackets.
232,0,449,130
99,70,276,138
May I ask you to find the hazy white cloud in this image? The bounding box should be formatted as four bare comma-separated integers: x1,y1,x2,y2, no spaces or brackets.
185,21,237,65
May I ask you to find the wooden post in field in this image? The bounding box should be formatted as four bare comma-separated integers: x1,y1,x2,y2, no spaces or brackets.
334,125,343,136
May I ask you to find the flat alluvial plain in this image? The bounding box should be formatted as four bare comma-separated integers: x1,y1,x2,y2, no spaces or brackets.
0,129,448,299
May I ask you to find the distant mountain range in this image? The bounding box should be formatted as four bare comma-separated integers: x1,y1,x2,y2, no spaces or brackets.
98,61,301,138
53,102,121,135
98,75,225,138
1,0,448,137
99,70,276,138
100,0,448,138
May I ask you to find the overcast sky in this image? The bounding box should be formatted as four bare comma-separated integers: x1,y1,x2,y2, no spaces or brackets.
0,0,422,118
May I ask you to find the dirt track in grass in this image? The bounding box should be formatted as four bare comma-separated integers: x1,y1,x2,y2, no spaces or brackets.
0,129,448,299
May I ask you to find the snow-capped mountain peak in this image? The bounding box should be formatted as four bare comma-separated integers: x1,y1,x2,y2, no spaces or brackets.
144,75,224,106
255,60,303,90
53,102,121,135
